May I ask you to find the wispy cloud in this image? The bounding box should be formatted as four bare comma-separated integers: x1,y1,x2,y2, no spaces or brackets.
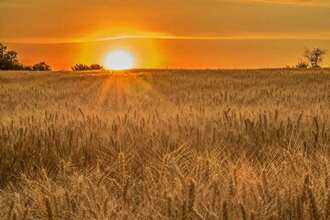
1,0,328,8
2,31,330,44
1,0,329,44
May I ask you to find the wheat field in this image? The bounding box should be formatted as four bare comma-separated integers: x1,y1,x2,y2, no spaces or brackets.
1,69,330,219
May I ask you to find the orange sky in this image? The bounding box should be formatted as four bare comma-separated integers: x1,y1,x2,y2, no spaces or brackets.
1,0,330,69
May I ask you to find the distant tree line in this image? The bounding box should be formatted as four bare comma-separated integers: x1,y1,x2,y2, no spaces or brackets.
71,64,104,71
2,42,327,72
0,43,51,71
296,48,327,69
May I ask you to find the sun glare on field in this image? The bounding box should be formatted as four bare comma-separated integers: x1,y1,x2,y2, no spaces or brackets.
103,49,135,70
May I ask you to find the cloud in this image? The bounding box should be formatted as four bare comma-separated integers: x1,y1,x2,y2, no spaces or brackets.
1,0,330,43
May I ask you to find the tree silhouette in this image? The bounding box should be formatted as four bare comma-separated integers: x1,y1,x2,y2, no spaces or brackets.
72,64,104,71
0,43,7,59
5,51,18,64
32,62,51,71
72,64,90,71
0,43,52,71
304,48,327,68
0,44,21,70
90,64,103,70
296,60,309,69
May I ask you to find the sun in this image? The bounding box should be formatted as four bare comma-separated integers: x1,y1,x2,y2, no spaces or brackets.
103,49,135,70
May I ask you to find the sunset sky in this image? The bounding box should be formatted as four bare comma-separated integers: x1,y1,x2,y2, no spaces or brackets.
1,0,330,69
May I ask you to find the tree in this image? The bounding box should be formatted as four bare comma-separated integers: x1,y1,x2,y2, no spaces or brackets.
0,50,20,70
5,51,19,64
0,43,7,59
24,66,33,71
72,64,90,71
304,48,327,68
0,43,51,71
32,62,51,71
72,64,104,71
90,64,103,70
0,43,23,70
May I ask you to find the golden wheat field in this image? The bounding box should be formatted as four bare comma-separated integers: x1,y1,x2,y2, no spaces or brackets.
1,69,330,219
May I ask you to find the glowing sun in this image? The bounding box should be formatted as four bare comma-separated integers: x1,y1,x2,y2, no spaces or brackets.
104,49,135,70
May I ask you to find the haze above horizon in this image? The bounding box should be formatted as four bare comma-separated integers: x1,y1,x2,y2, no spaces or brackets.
1,0,330,69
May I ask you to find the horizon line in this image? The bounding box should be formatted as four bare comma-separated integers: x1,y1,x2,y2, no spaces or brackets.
3,67,330,72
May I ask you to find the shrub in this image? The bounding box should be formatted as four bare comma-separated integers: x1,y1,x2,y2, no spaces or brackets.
296,60,309,69
32,62,52,71
72,64,104,71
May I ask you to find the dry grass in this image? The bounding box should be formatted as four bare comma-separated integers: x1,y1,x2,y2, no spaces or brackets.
1,69,330,219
